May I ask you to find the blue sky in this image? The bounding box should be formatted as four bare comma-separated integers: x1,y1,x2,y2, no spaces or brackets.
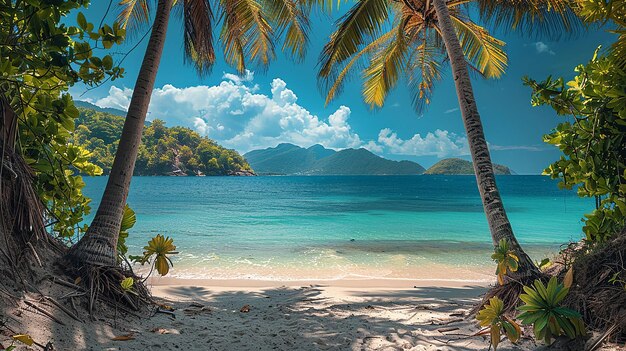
71,2,614,174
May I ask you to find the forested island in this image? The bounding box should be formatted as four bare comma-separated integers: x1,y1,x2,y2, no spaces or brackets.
424,158,513,175
75,106,254,176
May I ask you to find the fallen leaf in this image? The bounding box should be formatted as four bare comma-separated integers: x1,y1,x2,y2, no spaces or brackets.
157,303,175,311
112,334,135,341
240,304,251,313
74,277,82,285
13,334,34,346
564,266,574,288
151,328,169,334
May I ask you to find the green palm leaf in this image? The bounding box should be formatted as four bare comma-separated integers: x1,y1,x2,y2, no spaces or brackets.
262,0,310,59
117,0,151,35
474,0,582,38
406,29,445,113
362,24,409,108
319,0,390,78
219,0,275,73
324,29,396,105
450,15,507,79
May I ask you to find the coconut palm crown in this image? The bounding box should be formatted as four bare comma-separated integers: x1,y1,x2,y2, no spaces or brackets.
319,0,580,112
119,0,327,75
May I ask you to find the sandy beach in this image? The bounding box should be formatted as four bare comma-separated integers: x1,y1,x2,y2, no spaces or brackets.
2,277,531,351
4,276,624,350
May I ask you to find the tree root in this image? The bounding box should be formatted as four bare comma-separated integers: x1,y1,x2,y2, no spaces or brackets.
470,271,547,316
70,264,153,315
563,231,626,343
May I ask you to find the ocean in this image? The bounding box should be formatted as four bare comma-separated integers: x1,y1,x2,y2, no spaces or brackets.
82,175,591,282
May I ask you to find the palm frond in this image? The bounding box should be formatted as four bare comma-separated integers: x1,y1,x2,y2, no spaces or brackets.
318,0,391,78
611,31,626,68
324,29,395,105
301,0,336,13
182,0,215,75
219,0,275,73
117,0,151,35
362,24,409,108
474,0,583,39
407,28,446,113
261,0,310,59
448,15,507,79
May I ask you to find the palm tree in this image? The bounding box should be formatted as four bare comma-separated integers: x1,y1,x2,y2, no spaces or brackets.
318,0,578,279
69,0,316,266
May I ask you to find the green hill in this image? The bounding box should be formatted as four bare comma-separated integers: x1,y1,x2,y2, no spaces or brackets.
244,144,425,175
74,100,128,118
424,158,512,175
243,143,335,174
75,107,253,176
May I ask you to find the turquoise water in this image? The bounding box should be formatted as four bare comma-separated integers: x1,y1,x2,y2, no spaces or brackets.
83,176,591,281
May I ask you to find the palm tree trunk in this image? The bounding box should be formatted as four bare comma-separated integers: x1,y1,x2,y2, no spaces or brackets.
431,0,539,278
68,0,174,266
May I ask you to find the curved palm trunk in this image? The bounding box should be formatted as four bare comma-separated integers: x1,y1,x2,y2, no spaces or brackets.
431,0,538,278
68,0,174,266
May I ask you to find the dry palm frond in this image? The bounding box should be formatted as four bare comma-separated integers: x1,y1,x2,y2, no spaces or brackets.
182,0,216,75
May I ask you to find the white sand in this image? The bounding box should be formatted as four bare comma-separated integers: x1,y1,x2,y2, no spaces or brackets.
2,278,619,350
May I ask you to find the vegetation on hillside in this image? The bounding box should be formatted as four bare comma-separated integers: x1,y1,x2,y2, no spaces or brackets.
425,158,512,175
75,108,252,176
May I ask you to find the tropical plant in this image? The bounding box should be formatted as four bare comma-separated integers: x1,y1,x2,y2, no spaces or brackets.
517,277,586,344
130,234,178,276
575,0,626,68
74,109,252,175
118,204,137,257
69,0,326,268
120,276,135,292
477,296,521,350
525,50,626,242
0,0,125,245
492,239,520,285
2,334,34,351
318,0,578,279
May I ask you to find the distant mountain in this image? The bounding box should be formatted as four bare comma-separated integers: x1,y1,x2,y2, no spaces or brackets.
244,144,425,175
74,100,128,117
424,158,513,175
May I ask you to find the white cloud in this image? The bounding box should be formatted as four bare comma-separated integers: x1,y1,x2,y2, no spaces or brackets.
444,107,459,114
94,73,362,152
92,72,525,159
376,128,469,157
95,86,133,111
534,42,555,55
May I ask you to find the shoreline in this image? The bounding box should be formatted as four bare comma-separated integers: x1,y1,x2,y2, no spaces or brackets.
148,276,494,293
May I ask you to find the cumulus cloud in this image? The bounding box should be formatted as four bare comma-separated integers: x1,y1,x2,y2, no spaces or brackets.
92,72,528,159
534,42,555,55
376,129,469,157
93,72,362,152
